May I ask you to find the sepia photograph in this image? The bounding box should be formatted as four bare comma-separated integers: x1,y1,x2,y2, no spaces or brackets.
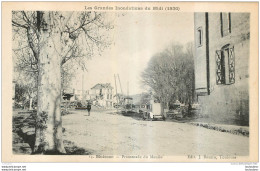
2,2,258,163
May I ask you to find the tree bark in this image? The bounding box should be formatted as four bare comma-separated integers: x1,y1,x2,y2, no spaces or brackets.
33,12,66,154
29,97,33,110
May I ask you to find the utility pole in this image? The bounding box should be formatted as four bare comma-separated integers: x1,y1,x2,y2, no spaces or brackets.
82,72,84,105
127,81,129,104
127,81,129,96
114,74,119,106
117,74,123,95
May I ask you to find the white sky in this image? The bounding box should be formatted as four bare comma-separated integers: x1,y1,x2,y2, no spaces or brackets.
72,12,194,95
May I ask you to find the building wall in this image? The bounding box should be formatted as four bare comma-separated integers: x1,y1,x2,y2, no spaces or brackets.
103,88,113,107
194,13,250,125
89,87,114,108
194,13,208,95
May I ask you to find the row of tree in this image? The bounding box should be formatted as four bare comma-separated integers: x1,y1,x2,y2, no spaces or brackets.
12,11,114,154
141,42,195,113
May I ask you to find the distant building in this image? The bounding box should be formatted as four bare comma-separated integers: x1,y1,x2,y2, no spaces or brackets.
74,89,83,101
87,83,114,108
194,13,249,125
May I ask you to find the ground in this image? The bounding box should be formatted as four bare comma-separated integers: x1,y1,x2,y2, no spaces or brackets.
62,110,249,156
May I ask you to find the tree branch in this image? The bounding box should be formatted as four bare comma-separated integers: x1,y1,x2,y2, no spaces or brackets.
12,20,28,29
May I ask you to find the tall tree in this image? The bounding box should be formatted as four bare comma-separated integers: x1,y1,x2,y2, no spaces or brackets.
12,11,113,154
14,70,37,110
141,42,195,115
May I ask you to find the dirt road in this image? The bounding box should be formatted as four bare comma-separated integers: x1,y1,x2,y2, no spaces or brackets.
62,110,249,156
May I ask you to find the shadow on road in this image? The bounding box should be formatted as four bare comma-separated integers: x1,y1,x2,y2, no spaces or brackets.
13,130,95,155
106,111,145,121
64,140,94,155
13,110,95,155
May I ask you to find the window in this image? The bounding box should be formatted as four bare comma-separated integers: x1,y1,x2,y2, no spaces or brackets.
215,45,235,85
220,12,231,37
197,27,203,47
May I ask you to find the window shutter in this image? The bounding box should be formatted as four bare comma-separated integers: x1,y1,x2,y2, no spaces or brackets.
216,50,223,85
228,46,235,84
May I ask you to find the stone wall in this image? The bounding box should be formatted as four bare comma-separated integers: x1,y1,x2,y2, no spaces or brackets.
194,13,250,125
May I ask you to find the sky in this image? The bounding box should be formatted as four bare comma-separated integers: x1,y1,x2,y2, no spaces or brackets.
72,12,194,95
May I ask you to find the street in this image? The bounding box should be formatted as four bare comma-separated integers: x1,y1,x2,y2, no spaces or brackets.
62,110,249,156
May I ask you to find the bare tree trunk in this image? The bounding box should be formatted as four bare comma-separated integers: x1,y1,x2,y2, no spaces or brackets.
29,97,33,110
160,97,166,118
34,12,65,154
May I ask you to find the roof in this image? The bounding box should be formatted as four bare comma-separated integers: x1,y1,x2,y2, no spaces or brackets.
91,83,113,90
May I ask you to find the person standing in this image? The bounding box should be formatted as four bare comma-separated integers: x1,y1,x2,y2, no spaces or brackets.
87,102,91,116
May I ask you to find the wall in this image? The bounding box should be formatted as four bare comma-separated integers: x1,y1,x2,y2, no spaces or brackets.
194,13,208,95
195,13,250,125
103,88,113,107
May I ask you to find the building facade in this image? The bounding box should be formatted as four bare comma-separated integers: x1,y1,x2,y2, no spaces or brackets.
194,13,249,125
87,83,114,108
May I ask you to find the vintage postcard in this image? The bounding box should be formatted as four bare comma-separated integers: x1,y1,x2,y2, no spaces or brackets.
2,2,258,162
